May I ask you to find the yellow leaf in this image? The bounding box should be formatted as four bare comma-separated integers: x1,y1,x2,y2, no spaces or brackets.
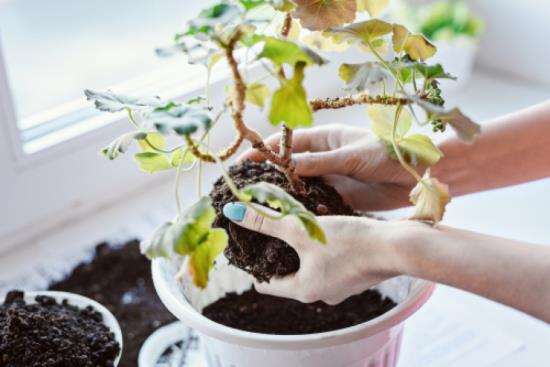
293,0,357,31
398,134,442,166
188,229,228,288
138,132,166,152
328,19,393,46
409,170,450,223
288,19,302,41
303,31,351,52
403,34,437,61
357,0,390,16
246,82,271,108
392,23,409,53
367,105,412,141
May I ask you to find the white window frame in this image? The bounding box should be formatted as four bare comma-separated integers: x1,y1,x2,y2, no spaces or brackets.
0,38,226,253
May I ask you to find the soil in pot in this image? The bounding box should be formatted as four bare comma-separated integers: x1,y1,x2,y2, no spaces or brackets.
203,288,396,334
0,290,120,367
210,160,355,282
49,241,176,367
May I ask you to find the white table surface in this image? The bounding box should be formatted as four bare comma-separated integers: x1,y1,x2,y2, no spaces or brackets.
0,69,548,366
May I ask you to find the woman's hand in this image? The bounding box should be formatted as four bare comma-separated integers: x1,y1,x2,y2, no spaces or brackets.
240,124,416,211
222,201,408,304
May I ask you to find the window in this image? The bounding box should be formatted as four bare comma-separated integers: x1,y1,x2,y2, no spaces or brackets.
0,0,218,251
0,0,216,154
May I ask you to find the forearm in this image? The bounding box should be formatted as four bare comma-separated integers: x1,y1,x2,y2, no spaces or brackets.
434,100,550,196
394,223,550,322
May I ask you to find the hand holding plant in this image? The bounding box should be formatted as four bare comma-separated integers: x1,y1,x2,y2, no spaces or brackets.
85,0,480,288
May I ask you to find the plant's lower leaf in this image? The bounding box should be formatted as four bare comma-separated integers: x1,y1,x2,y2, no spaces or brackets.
409,170,450,223
134,152,173,173
188,229,228,288
367,105,412,141
140,222,176,259
84,89,161,113
338,62,391,92
171,148,195,167
397,134,443,166
100,131,147,160
242,182,327,244
409,96,481,143
144,102,212,136
329,19,393,44
137,133,166,152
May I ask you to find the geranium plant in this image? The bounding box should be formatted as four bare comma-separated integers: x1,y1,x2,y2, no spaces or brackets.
85,0,480,288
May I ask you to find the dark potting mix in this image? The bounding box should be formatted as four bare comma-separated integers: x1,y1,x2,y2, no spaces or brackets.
48,241,176,367
2,161,397,365
0,290,120,367
211,160,357,282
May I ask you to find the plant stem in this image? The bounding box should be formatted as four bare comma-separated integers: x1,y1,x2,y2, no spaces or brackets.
391,105,422,183
310,94,410,111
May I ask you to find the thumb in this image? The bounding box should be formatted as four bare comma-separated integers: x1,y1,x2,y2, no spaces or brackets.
222,202,306,249
293,149,354,177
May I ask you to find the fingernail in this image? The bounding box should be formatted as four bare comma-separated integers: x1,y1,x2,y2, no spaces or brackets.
223,202,246,222
290,156,297,166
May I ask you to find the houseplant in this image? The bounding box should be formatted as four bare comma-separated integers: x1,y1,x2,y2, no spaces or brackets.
85,0,480,365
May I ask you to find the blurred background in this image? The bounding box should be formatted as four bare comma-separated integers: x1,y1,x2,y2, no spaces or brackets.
0,1,548,366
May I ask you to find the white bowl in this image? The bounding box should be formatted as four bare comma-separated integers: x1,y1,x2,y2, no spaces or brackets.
1,290,123,366
152,257,435,367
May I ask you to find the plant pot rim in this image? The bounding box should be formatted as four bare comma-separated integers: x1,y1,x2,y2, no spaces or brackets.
1,290,123,366
152,258,436,350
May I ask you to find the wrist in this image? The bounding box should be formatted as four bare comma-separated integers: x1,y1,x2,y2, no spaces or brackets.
432,137,472,196
381,220,437,278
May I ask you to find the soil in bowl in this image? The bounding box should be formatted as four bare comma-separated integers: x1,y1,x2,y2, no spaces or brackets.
0,290,120,367
203,288,396,334
210,160,355,282
49,241,176,367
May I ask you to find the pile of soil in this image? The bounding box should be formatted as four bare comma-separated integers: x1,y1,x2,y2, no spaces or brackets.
203,288,396,334
49,241,176,367
0,290,120,366
211,160,355,281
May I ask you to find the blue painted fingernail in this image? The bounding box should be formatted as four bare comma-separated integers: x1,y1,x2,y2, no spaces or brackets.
223,202,246,222
291,156,297,166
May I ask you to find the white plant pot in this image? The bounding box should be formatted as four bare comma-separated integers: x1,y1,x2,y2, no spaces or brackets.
1,290,123,366
430,37,479,93
152,257,435,367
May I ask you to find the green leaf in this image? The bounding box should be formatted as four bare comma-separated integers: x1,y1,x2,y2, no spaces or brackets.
403,34,437,61
134,152,173,173
293,0,356,31
101,131,147,160
367,105,412,141
410,96,481,143
409,63,456,80
329,19,393,45
171,196,218,255
189,228,228,288
270,0,295,11
138,133,166,152
171,148,195,167
338,62,391,92
84,89,160,113
239,0,267,10
186,3,244,35
144,102,212,136
397,134,443,166
246,82,271,108
269,62,313,128
247,35,326,67
242,182,327,244
140,222,176,259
